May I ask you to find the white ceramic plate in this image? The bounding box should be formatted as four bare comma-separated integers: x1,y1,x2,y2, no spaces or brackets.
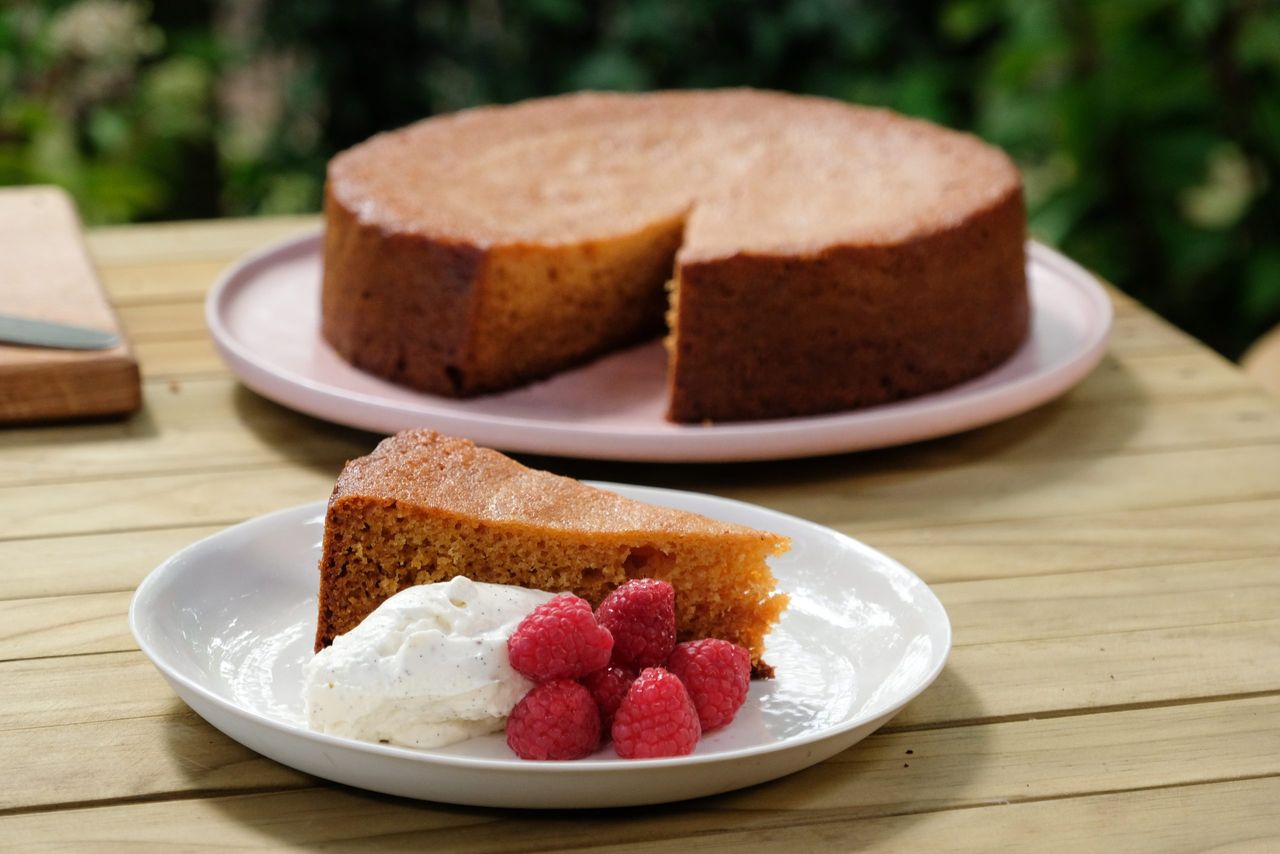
130,484,951,809
207,235,1111,462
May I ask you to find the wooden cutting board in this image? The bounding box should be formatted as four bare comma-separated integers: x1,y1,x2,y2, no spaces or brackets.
0,186,141,422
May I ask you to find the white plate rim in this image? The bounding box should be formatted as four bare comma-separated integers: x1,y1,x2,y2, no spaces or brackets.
129,485,952,777
205,233,1113,462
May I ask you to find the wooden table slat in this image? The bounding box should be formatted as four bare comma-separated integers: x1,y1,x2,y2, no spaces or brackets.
2,761,1276,853
2,436,1278,545
2,369,1277,493
3,687,1277,831
85,216,318,267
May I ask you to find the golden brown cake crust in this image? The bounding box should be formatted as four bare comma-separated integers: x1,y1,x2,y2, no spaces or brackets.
321,188,486,396
322,89,1028,419
316,430,790,671
331,430,768,536
668,190,1029,421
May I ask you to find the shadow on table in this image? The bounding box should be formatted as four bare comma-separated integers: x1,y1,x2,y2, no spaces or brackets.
217,354,1145,531
1,396,160,443
534,355,1147,528
231,384,381,476
188,671,986,849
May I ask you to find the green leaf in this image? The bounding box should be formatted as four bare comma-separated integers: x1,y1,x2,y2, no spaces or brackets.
567,48,650,91
1244,250,1280,325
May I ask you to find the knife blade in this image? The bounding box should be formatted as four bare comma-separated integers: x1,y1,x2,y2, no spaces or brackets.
0,313,120,350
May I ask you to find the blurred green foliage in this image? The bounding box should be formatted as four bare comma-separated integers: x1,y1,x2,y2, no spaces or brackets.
2,0,1278,356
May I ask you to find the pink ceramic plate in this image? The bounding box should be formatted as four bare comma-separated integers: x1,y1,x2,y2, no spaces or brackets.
206,234,1111,461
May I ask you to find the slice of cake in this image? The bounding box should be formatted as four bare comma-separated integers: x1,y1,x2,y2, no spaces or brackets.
316,430,790,672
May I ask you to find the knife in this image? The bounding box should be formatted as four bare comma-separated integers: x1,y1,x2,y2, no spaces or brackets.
0,313,120,350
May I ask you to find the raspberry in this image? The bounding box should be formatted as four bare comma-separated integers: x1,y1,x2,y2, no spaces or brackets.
508,594,614,682
506,680,601,760
596,579,676,669
665,639,751,732
611,667,701,759
580,665,636,732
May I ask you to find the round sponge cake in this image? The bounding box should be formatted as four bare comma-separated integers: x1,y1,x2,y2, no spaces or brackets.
322,89,1028,422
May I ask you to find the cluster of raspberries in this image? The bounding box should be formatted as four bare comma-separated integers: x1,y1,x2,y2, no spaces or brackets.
505,579,752,760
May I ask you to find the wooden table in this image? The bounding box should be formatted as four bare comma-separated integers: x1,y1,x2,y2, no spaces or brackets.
3,217,1279,851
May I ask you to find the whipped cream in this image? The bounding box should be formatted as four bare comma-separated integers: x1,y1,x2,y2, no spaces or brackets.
303,576,555,748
